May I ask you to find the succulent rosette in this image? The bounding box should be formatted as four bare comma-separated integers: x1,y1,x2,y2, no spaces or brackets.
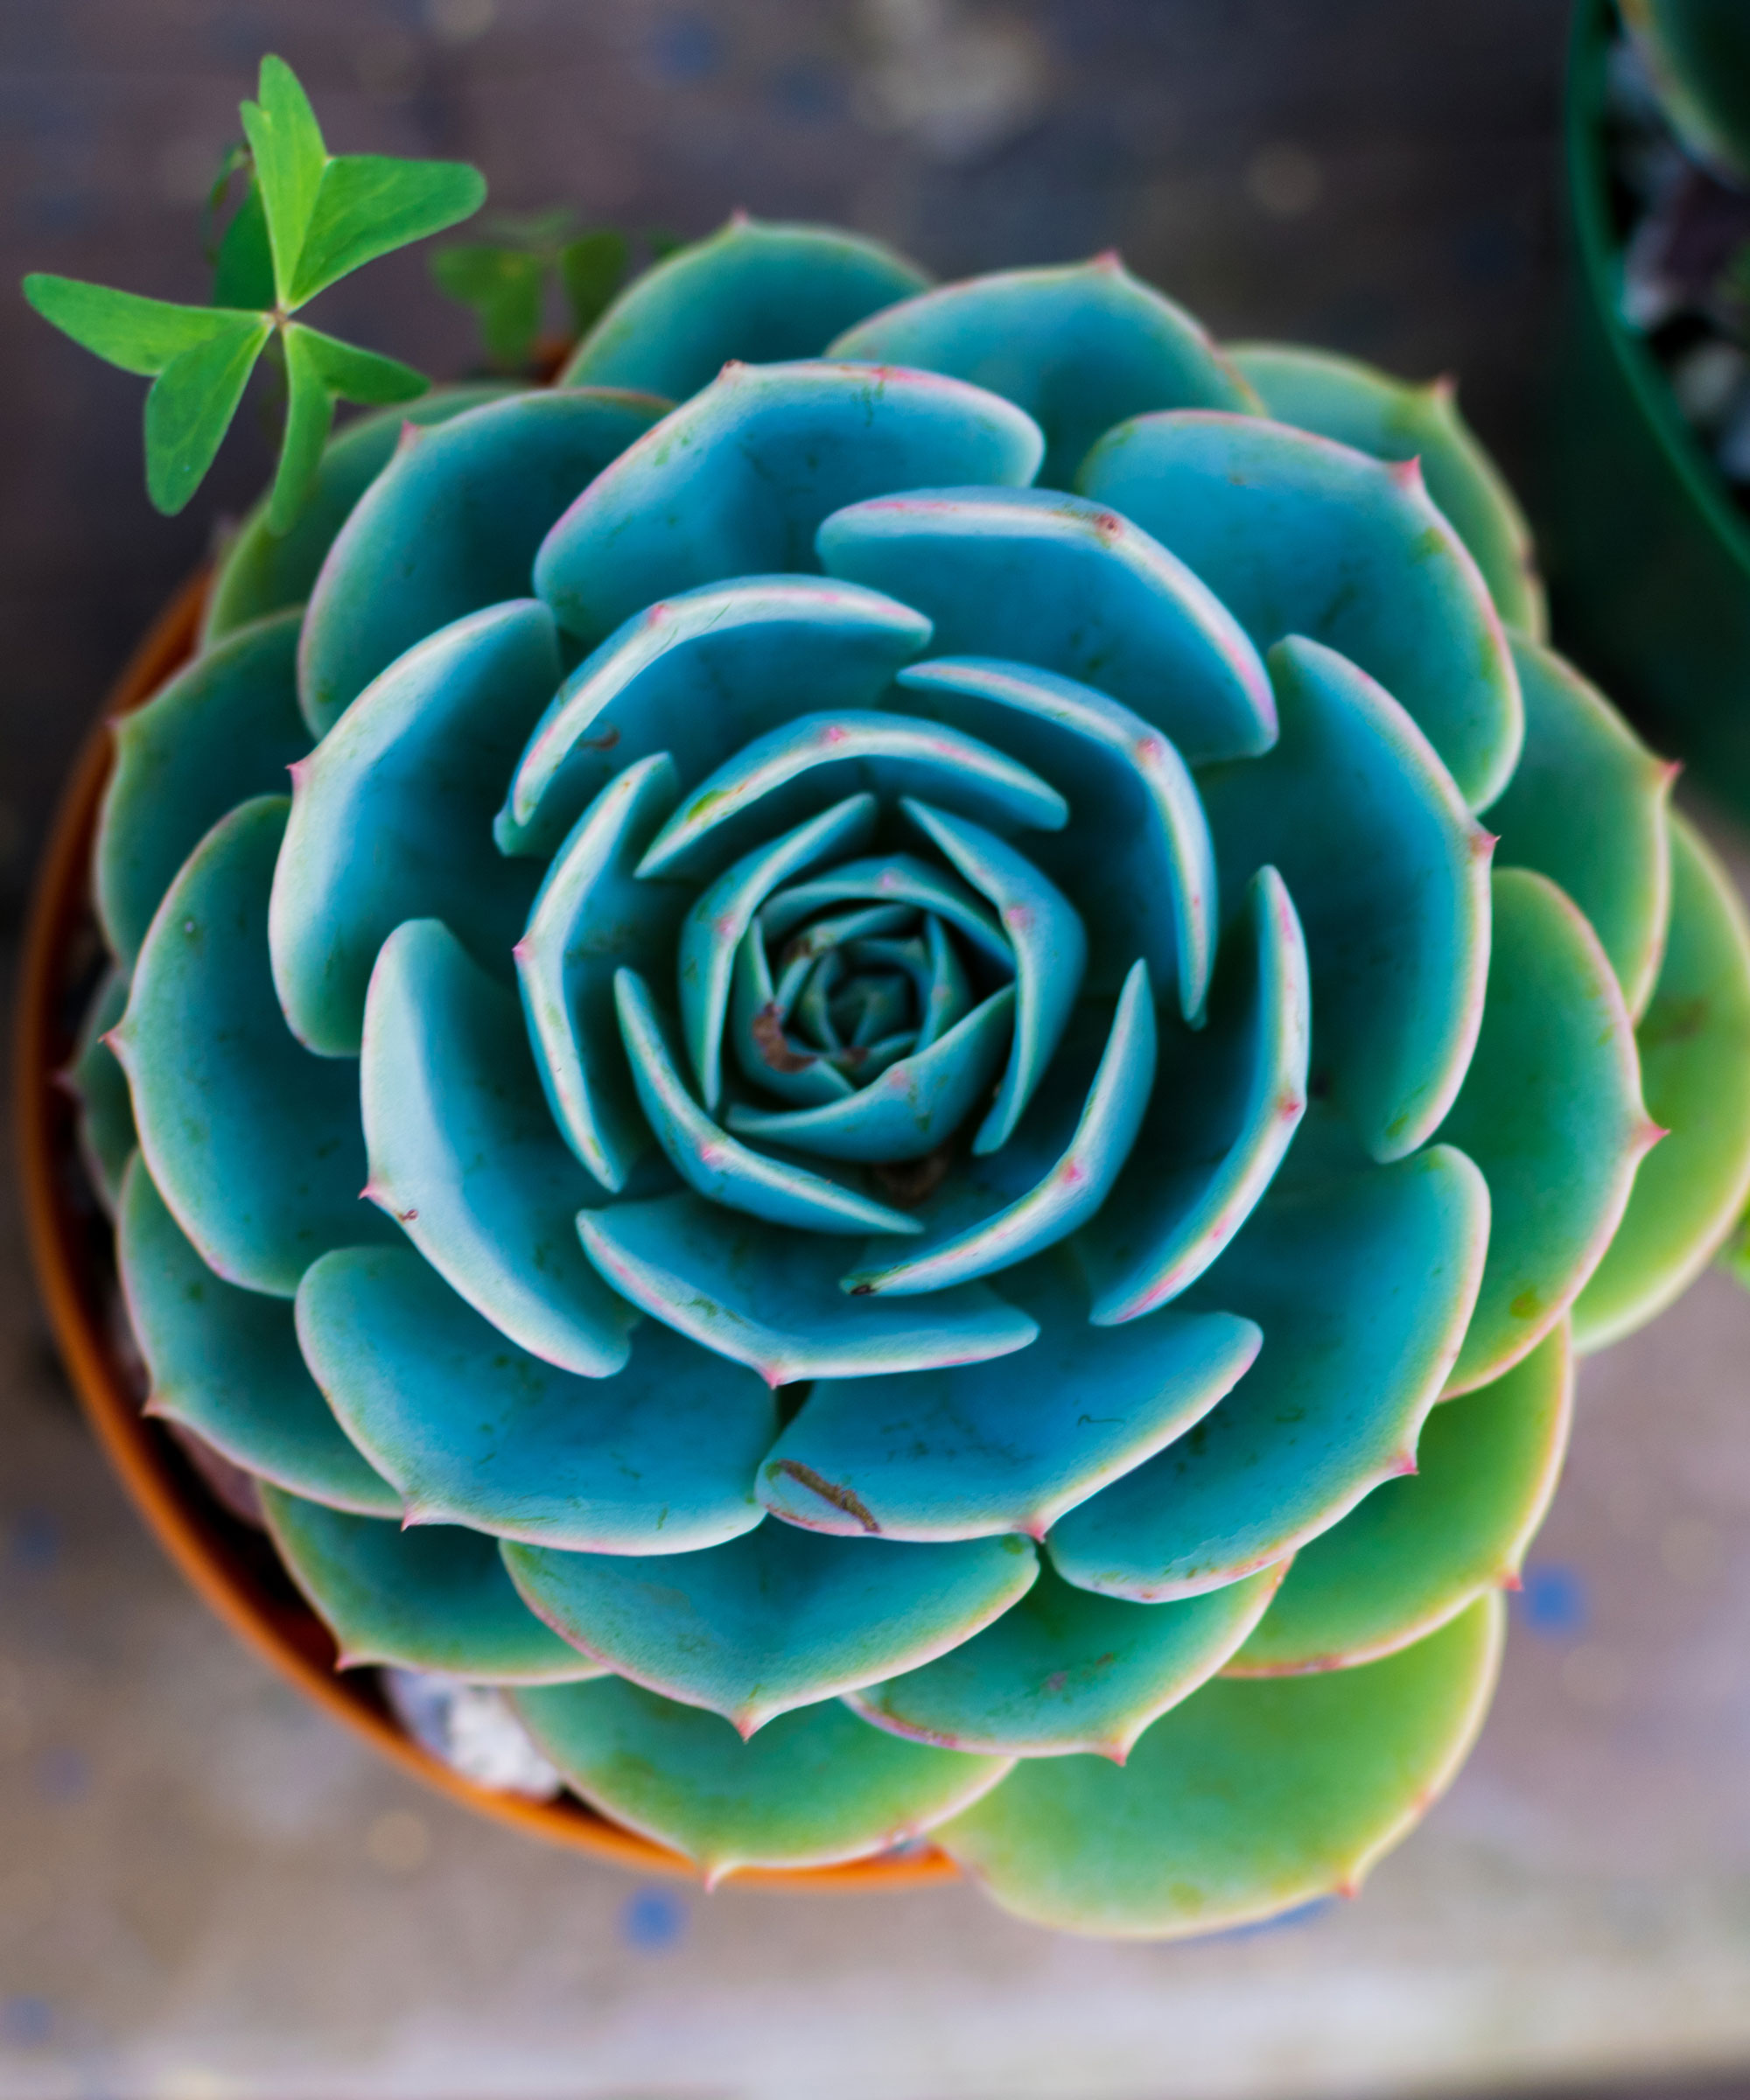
79,219,1750,1937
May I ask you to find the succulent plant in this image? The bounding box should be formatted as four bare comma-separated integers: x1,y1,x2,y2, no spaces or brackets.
73,214,1750,1937
1620,0,1750,189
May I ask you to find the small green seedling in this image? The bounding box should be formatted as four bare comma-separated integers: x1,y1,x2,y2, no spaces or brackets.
431,209,628,369
22,56,486,530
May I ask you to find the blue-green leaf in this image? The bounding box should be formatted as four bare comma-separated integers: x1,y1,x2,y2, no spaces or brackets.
261,1487,601,1683
118,1158,398,1517
504,1521,1039,1732
297,1244,774,1554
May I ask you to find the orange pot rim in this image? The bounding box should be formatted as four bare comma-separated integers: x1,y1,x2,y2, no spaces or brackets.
13,570,958,1898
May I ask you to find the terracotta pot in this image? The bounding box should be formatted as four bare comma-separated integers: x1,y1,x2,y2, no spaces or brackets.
14,570,956,1897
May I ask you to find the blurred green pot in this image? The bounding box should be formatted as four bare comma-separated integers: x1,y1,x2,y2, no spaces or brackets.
1552,0,1750,815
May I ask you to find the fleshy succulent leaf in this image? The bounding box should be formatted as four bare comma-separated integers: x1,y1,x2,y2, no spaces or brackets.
558,215,931,399
761,1248,1259,1542
1083,867,1309,1325
849,1559,1284,1760
636,710,1067,886
1200,637,1491,1164
296,1245,774,1553
360,919,640,1374
1048,1144,1489,1600
261,1486,603,1682
68,970,135,1216
1574,814,1750,1348
514,1678,1009,1880
496,577,932,859
504,1522,1040,1732
674,794,881,1114
614,968,923,1236
1436,870,1652,1394
842,960,1156,1294
577,1193,1040,1384
1077,410,1523,810
892,656,1217,1014
817,488,1275,766
118,1158,399,1516
110,796,394,1296
1228,1325,1571,1676
95,607,309,970
933,1595,1505,1937
270,600,560,1054
830,256,1257,489
1488,636,1675,1023
902,799,1088,1153
1228,341,1547,640
533,360,1045,648
514,753,690,1192
299,389,667,737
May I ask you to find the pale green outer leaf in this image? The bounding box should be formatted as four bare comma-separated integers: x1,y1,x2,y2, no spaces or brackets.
933,1594,1505,1938
1228,340,1547,640
144,316,272,516
21,276,252,376
1437,869,1652,1395
270,325,339,536
260,1487,602,1684
513,1679,1012,1881
848,1560,1285,1761
241,55,327,308
1488,636,1674,1023
289,155,487,307
1227,1324,1570,1676
1574,813,1750,1348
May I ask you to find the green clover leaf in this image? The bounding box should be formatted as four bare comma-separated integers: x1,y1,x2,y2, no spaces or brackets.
21,52,485,526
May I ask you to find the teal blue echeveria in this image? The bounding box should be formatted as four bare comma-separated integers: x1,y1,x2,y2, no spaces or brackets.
80,217,1750,1937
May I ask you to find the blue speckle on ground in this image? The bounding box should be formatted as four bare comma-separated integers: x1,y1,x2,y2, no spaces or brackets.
620,1886,689,1950
2,1997,52,2047
7,1510,61,1576
1518,1562,1589,1639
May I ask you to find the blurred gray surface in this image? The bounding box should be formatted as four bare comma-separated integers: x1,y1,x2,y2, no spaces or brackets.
6,3,1750,2096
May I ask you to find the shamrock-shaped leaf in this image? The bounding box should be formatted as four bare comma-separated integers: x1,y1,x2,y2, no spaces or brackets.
431,212,629,370
21,52,484,527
